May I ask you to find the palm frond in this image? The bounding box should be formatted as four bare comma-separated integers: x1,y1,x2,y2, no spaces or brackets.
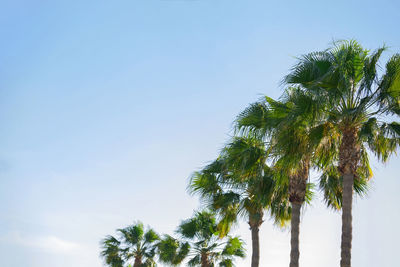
378,54,400,114
158,235,190,266
100,235,124,267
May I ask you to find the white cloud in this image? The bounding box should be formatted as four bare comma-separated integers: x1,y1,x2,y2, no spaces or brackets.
2,231,82,254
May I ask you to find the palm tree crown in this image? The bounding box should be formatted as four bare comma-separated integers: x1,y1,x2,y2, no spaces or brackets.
177,210,245,267
101,222,160,267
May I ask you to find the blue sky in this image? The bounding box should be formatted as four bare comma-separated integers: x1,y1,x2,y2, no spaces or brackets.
1,0,400,266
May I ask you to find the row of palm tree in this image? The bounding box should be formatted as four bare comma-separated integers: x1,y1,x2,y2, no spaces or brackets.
101,212,245,267
101,40,400,267
192,40,400,267
238,40,399,267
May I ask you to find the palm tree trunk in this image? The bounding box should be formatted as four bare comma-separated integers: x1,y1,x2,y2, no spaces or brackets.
340,173,354,267
289,202,301,267
133,257,142,267
249,212,263,267
201,253,211,267
338,128,360,267
250,225,260,267
288,162,309,267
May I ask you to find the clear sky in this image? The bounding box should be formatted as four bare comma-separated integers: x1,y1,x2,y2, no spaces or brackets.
1,0,400,266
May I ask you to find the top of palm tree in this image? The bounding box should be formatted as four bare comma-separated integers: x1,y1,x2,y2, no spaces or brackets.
284,40,400,134
117,222,160,266
176,210,245,267
101,222,160,267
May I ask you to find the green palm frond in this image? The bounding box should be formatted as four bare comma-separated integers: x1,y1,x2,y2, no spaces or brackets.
176,211,245,267
142,257,156,267
187,254,201,267
359,46,386,95
100,235,124,267
219,258,233,267
189,169,223,198
235,101,280,139
319,164,370,210
102,222,159,266
158,235,190,266
221,237,245,258
284,51,334,88
144,229,159,244
177,210,217,241
359,118,399,162
378,54,400,114
118,223,144,245
221,137,267,174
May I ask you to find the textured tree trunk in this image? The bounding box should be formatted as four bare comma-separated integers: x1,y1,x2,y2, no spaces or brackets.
133,257,142,267
250,224,261,267
288,161,309,267
249,211,263,267
338,127,360,267
340,173,353,267
201,253,211,267
289,202,301,267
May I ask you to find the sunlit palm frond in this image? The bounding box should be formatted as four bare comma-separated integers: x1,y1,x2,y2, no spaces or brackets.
378,54,400,114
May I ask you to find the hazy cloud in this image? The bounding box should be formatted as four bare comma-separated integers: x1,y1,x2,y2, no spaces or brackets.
1,231,82,254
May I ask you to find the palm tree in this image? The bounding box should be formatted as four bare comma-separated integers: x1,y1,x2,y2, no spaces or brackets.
101,222,160,267
101,235,125,267
177,210,245,267
190,136,291,267
236,92,321,267
118,222,160,267
284,40,400,267
157,235,190,266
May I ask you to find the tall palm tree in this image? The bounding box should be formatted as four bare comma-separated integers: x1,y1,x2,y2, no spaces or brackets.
190,136,291,267
177,210,245,267
284,40,400,267
101,222,160,267
236,92,322,267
